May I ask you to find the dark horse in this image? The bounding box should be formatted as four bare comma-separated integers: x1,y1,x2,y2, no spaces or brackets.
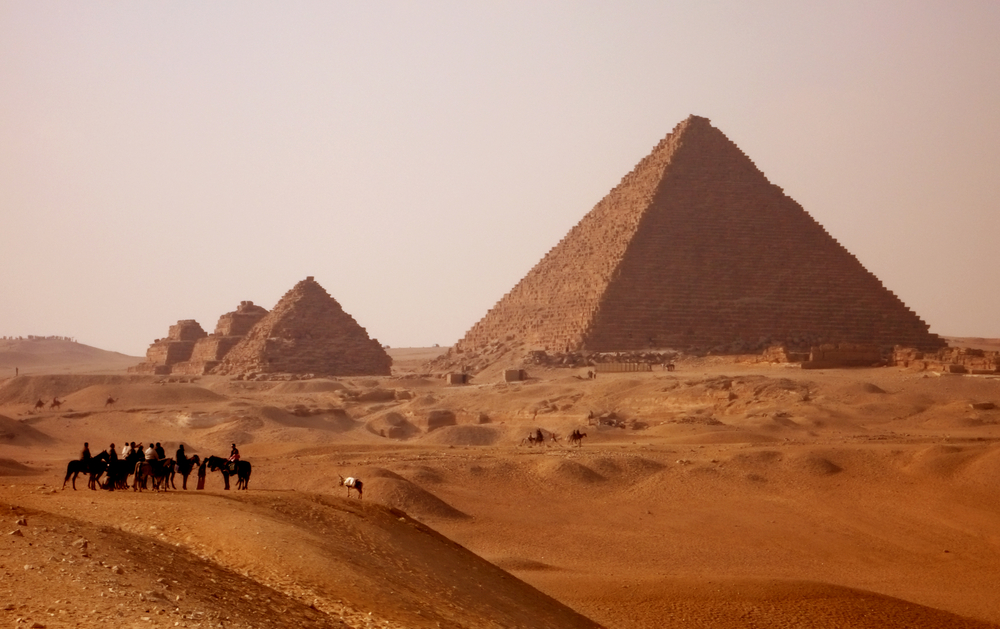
63,450,109,490
569,429,587,447
206,455,251,490
169,454,201,490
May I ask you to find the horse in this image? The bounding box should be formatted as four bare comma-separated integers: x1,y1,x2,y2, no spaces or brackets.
50,397,63,410
338,475,363,499
569,429,587,447
109,449,144,490
169,454,201,490
105,396,117,408
133,458,174,492
206,455,251,490
63,450,109,490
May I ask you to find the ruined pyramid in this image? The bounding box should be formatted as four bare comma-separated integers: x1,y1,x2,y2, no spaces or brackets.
456,115,944,355
217,277,391,376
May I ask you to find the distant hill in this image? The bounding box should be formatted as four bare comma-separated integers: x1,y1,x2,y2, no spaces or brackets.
943,336,1000,352
0,337,140,375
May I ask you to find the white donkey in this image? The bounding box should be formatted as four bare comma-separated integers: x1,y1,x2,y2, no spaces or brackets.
338,475,364,499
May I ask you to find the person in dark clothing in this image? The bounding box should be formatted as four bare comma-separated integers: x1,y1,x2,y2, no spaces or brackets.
81,442,91,464
197,459,207,490
109,443,118,462
175,444,187,464
155,442,166,460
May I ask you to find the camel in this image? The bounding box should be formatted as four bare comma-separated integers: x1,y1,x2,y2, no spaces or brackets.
105,396,117,408
50,397,62,410
32,399,45,412
338,475,363,499
569,429,587,447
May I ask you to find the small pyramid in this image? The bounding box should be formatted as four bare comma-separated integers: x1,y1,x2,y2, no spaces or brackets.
457,115,944,355
217,277,391,376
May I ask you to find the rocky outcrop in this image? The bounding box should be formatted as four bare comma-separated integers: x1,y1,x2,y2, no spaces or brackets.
453,115,945,365
216,277,391,377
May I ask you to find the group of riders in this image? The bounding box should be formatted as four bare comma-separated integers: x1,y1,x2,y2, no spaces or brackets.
67,441,243,491
522,428,587,447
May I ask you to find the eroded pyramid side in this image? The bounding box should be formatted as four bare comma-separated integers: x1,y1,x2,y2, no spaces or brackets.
217,277,391,376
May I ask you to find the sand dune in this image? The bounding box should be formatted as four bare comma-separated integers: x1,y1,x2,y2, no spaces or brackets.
3,351,1000,628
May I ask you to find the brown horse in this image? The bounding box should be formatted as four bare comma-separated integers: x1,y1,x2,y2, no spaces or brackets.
133,459,173,492
169,454,200,490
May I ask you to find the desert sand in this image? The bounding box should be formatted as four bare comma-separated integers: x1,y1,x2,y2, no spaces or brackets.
2,342,1000,628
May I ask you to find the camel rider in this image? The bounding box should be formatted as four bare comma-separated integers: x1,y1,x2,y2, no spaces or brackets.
227,443,240,473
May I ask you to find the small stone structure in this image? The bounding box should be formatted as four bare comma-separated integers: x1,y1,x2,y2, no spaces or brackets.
216,277,392,377
446,373,471,385
503,369,527,382
594,363,653,373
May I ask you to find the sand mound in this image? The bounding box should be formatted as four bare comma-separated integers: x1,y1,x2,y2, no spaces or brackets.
360,471,469,520
0,414,54,446
259,406,357,431
0,375,154,406
672,430,782,445
269,380,348,394
535,458,606,484
589,455,665,480
792,454,843,476
366,413,419,440
581,578,1000,629
419,425,502,446
0,457,41,475
905,445,974,478
62,383,226,408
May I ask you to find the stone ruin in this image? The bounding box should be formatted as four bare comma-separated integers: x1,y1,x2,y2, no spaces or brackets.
449,115,945,371
894,346,1000,374
132,277,391,378
215,277,392,377
131,302,268,376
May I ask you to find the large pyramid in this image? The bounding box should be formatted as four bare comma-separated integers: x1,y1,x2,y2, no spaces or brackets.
456,115,944,355
217,277,391,376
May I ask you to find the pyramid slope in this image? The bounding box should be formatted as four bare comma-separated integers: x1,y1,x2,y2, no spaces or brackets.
457,115,943,355
217,277,391,376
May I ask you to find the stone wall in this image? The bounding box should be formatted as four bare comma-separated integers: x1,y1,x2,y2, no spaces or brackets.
454,115,944,366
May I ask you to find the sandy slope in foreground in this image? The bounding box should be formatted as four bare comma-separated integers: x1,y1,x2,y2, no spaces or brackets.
1,348,1000,628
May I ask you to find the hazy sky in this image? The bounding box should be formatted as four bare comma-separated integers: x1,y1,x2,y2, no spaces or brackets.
2,1,998,357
